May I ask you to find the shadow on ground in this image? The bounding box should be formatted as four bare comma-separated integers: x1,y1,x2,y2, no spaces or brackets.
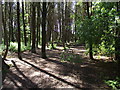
2,46,116,89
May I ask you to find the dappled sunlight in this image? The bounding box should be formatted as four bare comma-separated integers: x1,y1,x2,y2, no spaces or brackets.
3,46,114,89
80,64,89,68
1,1,120,89
93,55,116,65
30,72,41,77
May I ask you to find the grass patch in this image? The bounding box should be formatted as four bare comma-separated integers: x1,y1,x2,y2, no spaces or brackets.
60,52,83,63
104,77,120,90
0,44,5,53
9,42,31,52
49,43,57,49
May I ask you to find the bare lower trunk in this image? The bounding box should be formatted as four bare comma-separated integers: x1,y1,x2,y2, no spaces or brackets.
22,1,27,46
17,2,22,60
42,2,47,59
89,43,93,60
31,2,36,53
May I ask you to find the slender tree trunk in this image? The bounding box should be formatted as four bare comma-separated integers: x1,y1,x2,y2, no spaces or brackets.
46,3,52,47
58,3,62,41
36,3,40,48
9,3,14,42
0,2,2,44
1,2,10,72
8,2,12,45
42,2,47,59
75,4,77,42
3,3,7,45
61,3,66,50
29,3,32,44
11,18,14,42
2,3,9,60
22,1,27,46
87,2,93,60
51,3,56,49
17,2,22,60
31,2,36,53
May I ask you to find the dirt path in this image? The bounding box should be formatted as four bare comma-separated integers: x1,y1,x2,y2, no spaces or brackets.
2,46,116,89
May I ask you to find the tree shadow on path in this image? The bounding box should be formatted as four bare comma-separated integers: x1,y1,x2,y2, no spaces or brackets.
19,59,83,89
2,61,38,89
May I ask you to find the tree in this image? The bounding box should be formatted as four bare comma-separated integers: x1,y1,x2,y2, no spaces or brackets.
58,3,62,41
48,2,56,49
42,2,47,59
46,2,52,47
0,2,2,44
74,4,77,42
36,2,41,48
61,2,66,50
17,2,22,60
31,2,36,53
22,1,27,46
86,2,94,60
2,3,9,60
0,2,9,69
8,2,12,44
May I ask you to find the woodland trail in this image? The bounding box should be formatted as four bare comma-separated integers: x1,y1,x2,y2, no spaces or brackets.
2,46,116,89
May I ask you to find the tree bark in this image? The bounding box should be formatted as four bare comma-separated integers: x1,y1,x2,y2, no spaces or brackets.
86,2,93,60
2,3,9,60
61,3,66,50
31,2,36,53
17,2,22,60
22,1,27,46
58,3,62,42
8,2,12,45
75,4,77,42
42,2,47,59
36,3,41,48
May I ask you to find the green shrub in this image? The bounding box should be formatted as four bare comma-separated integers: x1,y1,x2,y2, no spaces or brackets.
98,42,115,56
105,77,120,90
9,42,18,52
49,43,57,49
9,42,31,52
0,44,5,53
60,52,83,63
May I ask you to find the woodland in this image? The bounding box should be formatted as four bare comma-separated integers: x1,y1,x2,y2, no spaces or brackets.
0,1,120,89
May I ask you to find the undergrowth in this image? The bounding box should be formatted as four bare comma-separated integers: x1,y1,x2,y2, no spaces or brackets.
9,42,31,52
60,52,83,63
104,77,120,90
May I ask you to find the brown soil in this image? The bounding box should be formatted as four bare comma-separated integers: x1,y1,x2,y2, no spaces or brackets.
2,46,117,89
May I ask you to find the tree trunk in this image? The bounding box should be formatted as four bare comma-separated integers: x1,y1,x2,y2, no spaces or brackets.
22,1,27,46
1,3,10,75
87,2,93,60
51,3,56,49
29,3,32,44
0,2,2,44
17,2,22,60
8,2,12,45
61,3,66,50
2,3,9,60
58,3,62,42
42,2,47,59
75,4,77,42
3,3,7,45
36,3,41,48
10,3,14,42
46,3,51,47
31,2,36,53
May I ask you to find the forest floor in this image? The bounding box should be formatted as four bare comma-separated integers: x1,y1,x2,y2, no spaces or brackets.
2,45,118,89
